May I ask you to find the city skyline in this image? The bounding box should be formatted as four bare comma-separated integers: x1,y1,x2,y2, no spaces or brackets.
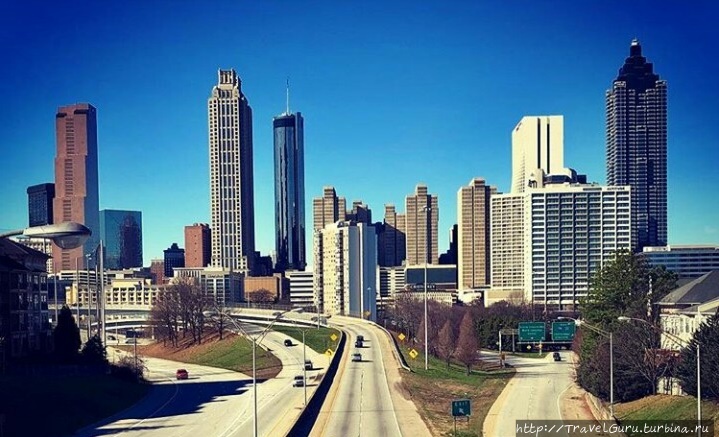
2,2,718,265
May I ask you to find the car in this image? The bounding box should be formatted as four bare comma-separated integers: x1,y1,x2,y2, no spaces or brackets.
292,375,305,387
352,352,362,362
176,369,189,380
553,352,561,362
357,335,364,342
284,339,293,346
304,360,313,370
355,339,363,348
125,338,138,344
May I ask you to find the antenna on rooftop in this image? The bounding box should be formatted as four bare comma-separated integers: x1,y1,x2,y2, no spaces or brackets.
286,77,290,115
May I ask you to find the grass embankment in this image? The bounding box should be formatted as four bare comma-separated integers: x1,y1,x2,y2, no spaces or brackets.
125,331,282,379
0,373,149,437
615,395,719,436
392,332,514,436
272,325,341,354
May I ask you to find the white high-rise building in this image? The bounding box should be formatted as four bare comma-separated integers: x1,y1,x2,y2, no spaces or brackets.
208,69,255,273
511,116,564,193
376,266,406,311
488,179,633,309
313,221,377,321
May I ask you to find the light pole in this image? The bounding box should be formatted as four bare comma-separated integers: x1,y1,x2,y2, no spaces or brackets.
204,307,301,437
618,316,702,433
422,205,431,371
0,222,91,324
559,316,614,417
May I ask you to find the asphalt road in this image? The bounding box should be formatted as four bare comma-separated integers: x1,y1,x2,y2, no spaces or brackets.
313,317,403,437
484,351,574,437
74,324,327,437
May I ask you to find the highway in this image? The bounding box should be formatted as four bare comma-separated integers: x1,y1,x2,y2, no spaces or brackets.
74,324,328,437
311,316,430,437
483,351,574,437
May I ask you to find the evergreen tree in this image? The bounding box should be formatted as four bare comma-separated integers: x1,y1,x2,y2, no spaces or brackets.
53,305,81,363
81,335,107,365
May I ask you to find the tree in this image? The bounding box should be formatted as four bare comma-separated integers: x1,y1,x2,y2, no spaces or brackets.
436,319,456,368
676,313,719,400
455,310,478,375
81,335,107,365
53,305,81,362
247,289,275,304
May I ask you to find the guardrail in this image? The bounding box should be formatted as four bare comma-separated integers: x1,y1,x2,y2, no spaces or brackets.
286,329,346,436
370,321,411,372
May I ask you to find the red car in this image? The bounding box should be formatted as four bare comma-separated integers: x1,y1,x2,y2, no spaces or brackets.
176,369,189,380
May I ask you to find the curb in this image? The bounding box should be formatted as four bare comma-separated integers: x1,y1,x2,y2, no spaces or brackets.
368,321,411,372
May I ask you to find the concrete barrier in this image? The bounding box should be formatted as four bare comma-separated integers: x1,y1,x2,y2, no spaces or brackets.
285,329,347,436
369,321,411,372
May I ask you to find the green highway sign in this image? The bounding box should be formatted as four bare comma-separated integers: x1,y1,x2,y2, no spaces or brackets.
552,321,576,341
518,322,546,342
451,399,471,417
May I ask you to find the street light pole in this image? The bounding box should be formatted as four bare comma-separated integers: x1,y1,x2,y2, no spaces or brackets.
302,329,307,406
422,205,431,371
252,336,258,437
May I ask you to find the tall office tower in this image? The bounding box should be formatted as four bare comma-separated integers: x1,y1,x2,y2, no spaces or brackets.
439,225,458,265
312,186,346,231
313,221,377,320
273,101,306,272
606,39,667,250
511,116,564,193
208,69,256,272
489,194,525,301
27,183,55,227
185,223,211,268
457,178,493,289
377,204,406,267
150,259,165,284
405,184,439,266
53,103,100,271
100,210,143,269
346,201,372,224
525,184,632,310
163,243,185,278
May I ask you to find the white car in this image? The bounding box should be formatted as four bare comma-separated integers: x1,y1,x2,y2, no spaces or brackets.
292,375,305,387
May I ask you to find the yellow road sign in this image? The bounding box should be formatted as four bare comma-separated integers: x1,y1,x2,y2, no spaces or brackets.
325,349,333,357
398,333,406,341
330,333,338,342
409,349,419,359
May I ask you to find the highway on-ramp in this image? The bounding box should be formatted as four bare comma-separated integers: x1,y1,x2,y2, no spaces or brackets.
74,324,327,437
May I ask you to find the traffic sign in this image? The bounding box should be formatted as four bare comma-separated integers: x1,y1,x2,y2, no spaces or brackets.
325,349,333,357
398,333,406,341
409,349,419,359
518,322,546,342
451,399,471,417
551,321,576,341
330,333,338,342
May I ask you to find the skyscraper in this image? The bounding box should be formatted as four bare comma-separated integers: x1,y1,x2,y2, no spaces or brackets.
457,178,493,289
185,223,211,268
377,204,406,267
53,103,100,271
312,186,346,231
511,116,564,193
405,184,439,266
27,183,55,227
163,243,185,278
607,39,667,250
273,96,306,272
208,69,255,272
346,201,372,225
100,209,143,269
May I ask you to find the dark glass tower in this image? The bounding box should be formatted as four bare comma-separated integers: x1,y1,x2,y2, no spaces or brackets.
163,243,185,278
100,209,143,269
606,39,667,251
27,183,55,227
273,105,306,272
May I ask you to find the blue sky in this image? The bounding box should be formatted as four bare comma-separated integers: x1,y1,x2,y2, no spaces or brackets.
1,1,718,265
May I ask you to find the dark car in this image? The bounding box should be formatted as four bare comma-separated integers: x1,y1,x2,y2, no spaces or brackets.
553,352,561,362
304,360,313,370
176,369,189,380
355,339,363,348
292,375,305,387
284,339,293,346
357,335,364,342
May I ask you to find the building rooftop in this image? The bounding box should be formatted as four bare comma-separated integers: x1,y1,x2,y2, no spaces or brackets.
658,270,719,306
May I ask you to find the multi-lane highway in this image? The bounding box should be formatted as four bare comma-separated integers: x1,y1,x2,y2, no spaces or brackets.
483,351,574,437
75,325,327,437
311,316,431,437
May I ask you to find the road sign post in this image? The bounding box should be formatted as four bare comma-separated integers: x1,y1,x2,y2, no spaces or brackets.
451,399,471,435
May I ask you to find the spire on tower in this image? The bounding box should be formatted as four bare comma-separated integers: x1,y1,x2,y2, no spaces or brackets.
286,77,290,115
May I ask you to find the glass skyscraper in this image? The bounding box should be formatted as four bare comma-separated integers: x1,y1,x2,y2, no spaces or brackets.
606,39,668,251
273,109,306,272
100,209,143,269
27,183,55,227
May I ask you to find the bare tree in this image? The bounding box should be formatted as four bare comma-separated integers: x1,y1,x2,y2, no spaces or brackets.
437,319,456,368
455,310,478,375
247,289,276,304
